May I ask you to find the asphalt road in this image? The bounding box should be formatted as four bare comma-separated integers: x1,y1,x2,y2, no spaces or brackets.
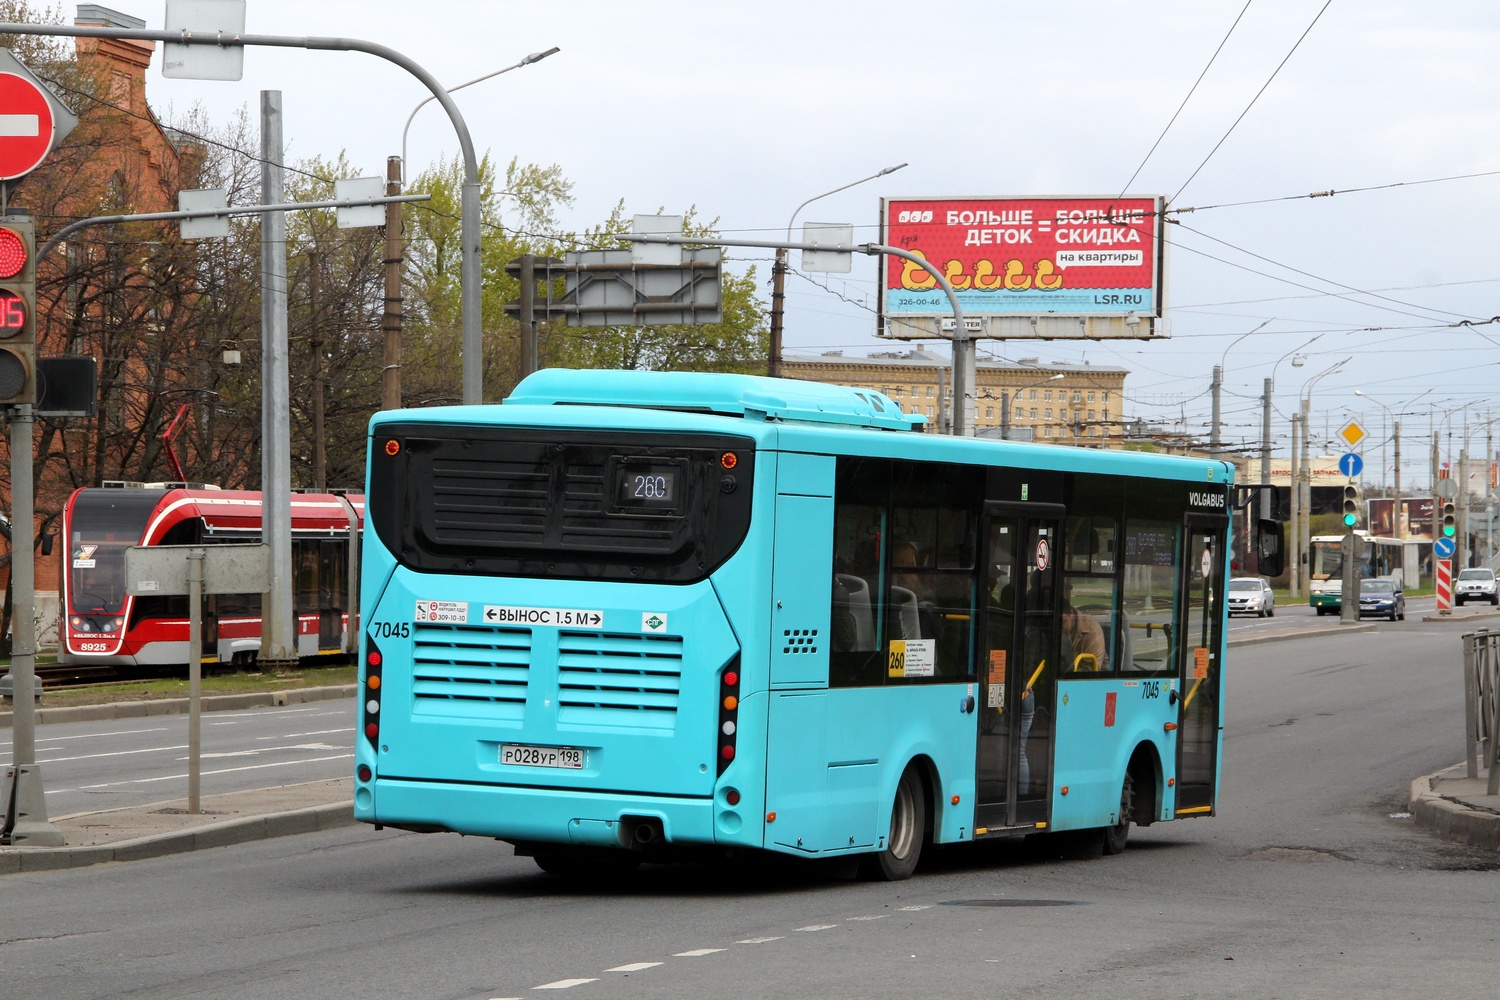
0,700,356,817
4,622,1497,1000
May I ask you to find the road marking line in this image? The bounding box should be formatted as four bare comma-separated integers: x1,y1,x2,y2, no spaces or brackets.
736,936,784,944
673,948,725,957
3,726,168,743
533,979,597,990
848,914,887,921
897,905,933,911
47,753,353,793
795,924,837,932
39,743,189,764
606,962,660,972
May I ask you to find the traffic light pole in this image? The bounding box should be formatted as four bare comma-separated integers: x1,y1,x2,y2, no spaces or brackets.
2,404,62,845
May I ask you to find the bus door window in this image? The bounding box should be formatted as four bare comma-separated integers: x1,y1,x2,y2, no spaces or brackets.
1121,520,1180,673
977,516,1019,814
1176,522,1225,813
1016,522,1059,809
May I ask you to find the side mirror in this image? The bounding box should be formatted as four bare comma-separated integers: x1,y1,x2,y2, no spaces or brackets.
39,530,56,557
1256,518,1286,578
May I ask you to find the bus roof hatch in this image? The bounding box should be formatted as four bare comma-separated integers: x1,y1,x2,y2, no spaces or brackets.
505,369,923,431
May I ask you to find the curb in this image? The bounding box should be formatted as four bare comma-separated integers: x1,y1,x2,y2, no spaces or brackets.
0,684,358,729
0,801,355,874
1228,622,1379,647
1421,608,1500,623
1409,768,1500,852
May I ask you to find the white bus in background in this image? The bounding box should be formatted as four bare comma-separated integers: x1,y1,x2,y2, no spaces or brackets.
1306,533,1422,614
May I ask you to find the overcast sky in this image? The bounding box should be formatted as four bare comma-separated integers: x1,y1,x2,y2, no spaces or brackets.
108,1,1500,485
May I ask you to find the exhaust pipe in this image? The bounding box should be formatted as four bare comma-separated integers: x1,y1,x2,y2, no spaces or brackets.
619,815,663,849
633,822,658,846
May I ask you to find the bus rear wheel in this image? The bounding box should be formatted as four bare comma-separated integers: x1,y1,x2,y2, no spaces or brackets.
1102,771,1134,855
859,765,925,881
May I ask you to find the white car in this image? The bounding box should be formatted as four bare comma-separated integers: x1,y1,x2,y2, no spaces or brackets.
1455,567,1499,606
1228,577,1276,617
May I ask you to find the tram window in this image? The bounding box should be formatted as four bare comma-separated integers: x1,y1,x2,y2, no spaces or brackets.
1121,519,1179,674
320,541,347,610
295,541,319,610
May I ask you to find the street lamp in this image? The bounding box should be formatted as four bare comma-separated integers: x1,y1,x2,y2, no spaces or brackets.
767,163,908,378
1289,358,1349,596
400,47,560,183
1211,319,1273,459
1000,373,1064,440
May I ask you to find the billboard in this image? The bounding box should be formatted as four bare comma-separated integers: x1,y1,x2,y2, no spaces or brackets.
1367,498,1434,541
878,195,1166,340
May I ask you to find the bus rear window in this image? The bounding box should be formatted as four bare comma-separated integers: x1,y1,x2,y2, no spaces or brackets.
367,425,756,584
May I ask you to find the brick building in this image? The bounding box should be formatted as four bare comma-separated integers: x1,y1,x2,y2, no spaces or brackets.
781,349,1128,444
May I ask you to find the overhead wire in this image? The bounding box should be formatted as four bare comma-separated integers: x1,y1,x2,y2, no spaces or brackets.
1171,0,1335,203
1115,0,1254,199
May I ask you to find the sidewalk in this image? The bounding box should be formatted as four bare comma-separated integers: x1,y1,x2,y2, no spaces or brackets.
0,777,355,874
1410,764,1500,852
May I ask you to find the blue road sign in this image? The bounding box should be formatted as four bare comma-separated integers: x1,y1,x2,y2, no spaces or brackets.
1338,452,1364,478
1434,536,1455,559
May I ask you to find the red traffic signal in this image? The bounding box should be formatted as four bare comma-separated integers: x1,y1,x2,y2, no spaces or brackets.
0,215,37,405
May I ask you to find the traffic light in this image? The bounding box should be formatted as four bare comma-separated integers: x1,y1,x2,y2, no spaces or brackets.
1342,484,1359,527
0,215,36,405
1442,501,1456,538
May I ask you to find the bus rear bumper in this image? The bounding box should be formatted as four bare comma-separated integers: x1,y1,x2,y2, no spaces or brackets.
361,778,745,850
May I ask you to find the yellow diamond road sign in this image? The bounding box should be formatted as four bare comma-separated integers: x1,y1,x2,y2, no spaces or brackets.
1338,420,1367,448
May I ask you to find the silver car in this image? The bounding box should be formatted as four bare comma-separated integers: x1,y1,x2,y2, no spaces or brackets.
1228,577,1276,617
1455,567,1498,606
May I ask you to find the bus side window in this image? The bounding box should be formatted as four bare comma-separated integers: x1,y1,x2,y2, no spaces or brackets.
830,503,885,687
1121,520,1179,673
1062,515,1118,675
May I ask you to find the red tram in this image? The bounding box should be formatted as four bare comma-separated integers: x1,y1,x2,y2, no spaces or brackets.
57,484,364,670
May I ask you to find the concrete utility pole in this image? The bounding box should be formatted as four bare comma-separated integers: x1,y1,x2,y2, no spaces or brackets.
309,250,326,492
382,156,403,411
518,254,538,379
260,91,295,668
1260,376,1273,521
1210,364,1222,459
1290,413,1302,598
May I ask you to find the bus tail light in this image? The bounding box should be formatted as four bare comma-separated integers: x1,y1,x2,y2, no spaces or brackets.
363,638,383,746
717,656,740,776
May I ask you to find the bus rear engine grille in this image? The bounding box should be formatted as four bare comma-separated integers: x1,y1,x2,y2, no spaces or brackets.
556,631,684,730
411,624,532,721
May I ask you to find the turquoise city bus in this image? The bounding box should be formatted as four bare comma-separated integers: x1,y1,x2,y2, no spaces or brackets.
353,370,1278,879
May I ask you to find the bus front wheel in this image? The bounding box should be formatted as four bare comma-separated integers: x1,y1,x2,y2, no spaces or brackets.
859,765,926,881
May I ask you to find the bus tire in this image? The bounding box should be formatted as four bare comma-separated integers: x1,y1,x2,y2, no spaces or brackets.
1102,771,1134,855
859,765,925,881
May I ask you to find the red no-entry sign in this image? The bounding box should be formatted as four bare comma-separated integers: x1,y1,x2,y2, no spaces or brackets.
0,71,56,182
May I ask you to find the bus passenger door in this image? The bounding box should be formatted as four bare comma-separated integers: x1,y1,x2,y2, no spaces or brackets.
976,503,1063,831
1175,517,1226,814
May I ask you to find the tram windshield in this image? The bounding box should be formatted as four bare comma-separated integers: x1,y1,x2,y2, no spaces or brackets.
67,490,163,614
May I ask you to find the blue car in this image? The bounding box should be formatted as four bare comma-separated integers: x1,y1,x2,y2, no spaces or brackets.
1357,577,1405,621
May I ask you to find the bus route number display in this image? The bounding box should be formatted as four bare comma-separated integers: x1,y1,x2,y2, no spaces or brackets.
615,461,680,509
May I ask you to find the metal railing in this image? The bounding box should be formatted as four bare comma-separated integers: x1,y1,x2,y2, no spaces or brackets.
1462,629,1500,794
